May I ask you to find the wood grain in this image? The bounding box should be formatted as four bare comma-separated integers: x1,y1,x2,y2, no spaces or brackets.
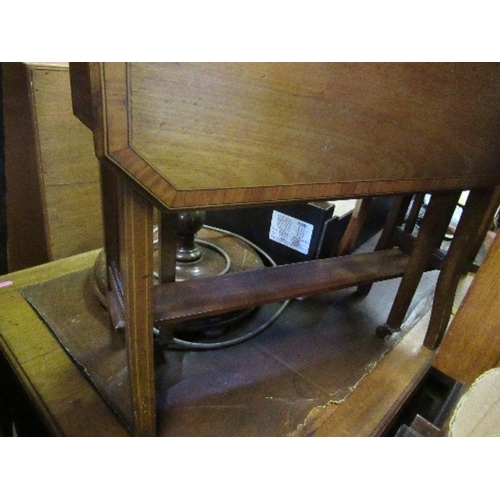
424,188,498,349
433,232,500,386
381,191,461,333
87,62,500,209
4,62,52,269
62,62,500,435
154,248,409,323
336,198,372,256
3,62,102,270
68,62,94,130
119,183,156,436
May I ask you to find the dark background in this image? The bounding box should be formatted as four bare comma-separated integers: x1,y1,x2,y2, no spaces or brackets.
0,62,7,275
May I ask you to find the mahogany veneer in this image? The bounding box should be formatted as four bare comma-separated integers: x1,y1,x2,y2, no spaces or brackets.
68,63,500,436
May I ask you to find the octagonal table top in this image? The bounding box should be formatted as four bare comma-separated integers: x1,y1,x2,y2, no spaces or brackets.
86,62,500,209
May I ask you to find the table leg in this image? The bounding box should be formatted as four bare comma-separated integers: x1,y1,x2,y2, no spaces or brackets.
337,198,372,256
463,186,500,273
157,211,177,345
119,181,156,436
99,159,121,278
404,193,426,234
357,194,412,296
376,191,461,338
424,188,498,349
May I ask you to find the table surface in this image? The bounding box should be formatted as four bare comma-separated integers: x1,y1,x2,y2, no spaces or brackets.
0,249,448,437
94,62,500,209
0,251,129,436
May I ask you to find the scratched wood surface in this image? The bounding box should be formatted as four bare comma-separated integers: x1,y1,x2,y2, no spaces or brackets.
0,251,129,436
11,246,440,436
2,253,477,437
77,62,500,209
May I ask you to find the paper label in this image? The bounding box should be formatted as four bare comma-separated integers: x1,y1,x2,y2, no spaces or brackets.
269,211,314,255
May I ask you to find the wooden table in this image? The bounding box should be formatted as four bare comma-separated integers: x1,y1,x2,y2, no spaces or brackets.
0,250,442,437
14,62,500,436
0,251,128,436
